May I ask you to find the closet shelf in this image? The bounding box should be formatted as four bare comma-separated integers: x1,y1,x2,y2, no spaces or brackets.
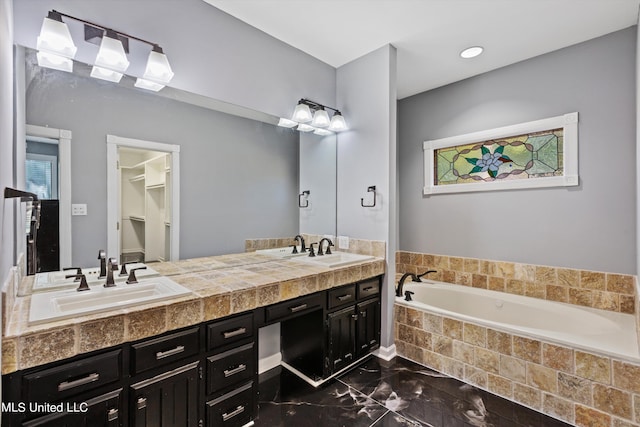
146,183,165,190
129,174,145,183
129,215,146,222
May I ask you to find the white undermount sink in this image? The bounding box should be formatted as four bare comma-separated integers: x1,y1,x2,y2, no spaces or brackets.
292,252,375,268
256,246,308,259
29,276,192,325
33,263,159,292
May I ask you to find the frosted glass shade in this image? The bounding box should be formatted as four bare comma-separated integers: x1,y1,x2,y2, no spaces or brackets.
292,103,312,123
296,123,315,132
311,109,330,127
277,118,298,128
95,31,130,73
328,113,348,131
134,78,165,92
36,51,73,72
90,66,123,83
36,14,77,59
313,128,333,136
143,48,174,84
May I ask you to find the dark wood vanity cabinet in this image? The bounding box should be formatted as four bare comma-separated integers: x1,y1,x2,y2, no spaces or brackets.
326,278,381,375
3,274,382,426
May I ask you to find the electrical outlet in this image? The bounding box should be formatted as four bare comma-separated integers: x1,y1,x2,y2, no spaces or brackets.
72,204,87,216
337,236,349,250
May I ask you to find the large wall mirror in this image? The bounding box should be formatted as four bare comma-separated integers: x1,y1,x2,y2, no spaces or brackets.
20,46,337,279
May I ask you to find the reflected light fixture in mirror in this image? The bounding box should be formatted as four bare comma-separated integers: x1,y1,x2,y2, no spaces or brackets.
279,98,348,135
36,10,77,72
35,10,174,91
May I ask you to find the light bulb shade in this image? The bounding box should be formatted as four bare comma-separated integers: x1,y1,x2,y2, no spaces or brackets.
95,30,130,73
297,123,315,132
134,78,165,92
277,118,298,128
292,103,312,123
311,109,330,127
90,65,123,83
143,46,174,84
36,51,73,72
36,13,77,58
328,112,348,131
313,128,333,136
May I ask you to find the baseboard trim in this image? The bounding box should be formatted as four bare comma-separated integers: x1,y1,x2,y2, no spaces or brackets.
258,352,282,374
373,344,397,361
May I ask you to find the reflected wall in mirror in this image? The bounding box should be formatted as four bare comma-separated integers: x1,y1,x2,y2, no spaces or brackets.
21,46,337,271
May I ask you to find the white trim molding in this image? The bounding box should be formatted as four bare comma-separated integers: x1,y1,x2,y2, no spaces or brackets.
25,124,72,268
374,344,397,361
423,112,579,195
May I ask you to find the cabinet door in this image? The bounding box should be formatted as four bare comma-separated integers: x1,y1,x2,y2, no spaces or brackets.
22,388,123,427
357,298,381,358
327,306,357,374
130,361,200,427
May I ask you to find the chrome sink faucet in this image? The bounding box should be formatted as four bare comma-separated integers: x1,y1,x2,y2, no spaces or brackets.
317,238,334,255
293,235,307,253
104,258,118,287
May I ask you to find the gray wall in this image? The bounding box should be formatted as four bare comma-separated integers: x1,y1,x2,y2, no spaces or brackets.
398,27,637,275
25,62,300,267
13,0,336,120
336,45,398,348
1,0,14,285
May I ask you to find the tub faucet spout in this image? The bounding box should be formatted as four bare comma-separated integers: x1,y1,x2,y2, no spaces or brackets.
396,273,419,297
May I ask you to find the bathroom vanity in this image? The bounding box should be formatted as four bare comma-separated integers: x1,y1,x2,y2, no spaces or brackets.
1,252,385,427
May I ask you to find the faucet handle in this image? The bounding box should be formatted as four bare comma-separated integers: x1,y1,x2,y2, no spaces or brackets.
98,249,106,259
308,243,317,257
290,245,298,254
66,274,90,292
119,261,139,276
126,266,147,284
63,267,82,280
325,241,334,255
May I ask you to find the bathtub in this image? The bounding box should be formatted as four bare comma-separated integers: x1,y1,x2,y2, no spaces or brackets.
397,280,639,362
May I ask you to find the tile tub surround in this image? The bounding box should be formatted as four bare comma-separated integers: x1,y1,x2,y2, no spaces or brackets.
394,304,640,427
2,252,385,374
396,251,636,315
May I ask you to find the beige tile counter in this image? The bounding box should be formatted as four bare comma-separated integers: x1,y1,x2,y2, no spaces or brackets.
2,252,385,374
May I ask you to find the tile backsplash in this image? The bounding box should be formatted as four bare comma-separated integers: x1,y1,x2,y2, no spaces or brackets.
396,251,635,315
246,236,386,259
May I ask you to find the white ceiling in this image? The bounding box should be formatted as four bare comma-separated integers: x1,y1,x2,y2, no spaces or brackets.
204,0,640,99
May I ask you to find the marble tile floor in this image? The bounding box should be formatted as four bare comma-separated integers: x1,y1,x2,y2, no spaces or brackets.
254,356,573,427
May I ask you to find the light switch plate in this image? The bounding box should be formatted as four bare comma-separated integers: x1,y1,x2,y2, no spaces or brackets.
337,236,349,250
72,204,87,216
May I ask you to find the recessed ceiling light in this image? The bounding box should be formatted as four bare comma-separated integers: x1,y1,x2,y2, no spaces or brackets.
460,46,484,59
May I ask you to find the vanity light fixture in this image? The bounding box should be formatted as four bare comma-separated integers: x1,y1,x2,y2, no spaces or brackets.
36,10,77,72
279,98,348,134
460,46,484,59
35,10,174,91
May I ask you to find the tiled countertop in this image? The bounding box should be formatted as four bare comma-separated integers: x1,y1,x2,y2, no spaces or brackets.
2,252,385,374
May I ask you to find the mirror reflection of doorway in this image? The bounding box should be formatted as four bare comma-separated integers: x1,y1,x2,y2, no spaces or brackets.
118,147,171,263
106,135,180,264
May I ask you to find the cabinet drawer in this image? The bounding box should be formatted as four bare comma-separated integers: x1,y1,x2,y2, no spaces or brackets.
265,293,323,323
132,327,200,375
207,343,255,395
327,285,356,309
357,278,380,300
208,313,254,351
206,382,254,427
22,349,122,403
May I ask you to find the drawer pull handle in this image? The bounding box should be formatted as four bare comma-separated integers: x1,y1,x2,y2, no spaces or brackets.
156,345,185,360
362,286,374,292
223,327,247,339
222,405,245,421
224,364,247,377
360,311,367,318
137,397,147,410
337,294,352,301
107,408,119,421
57,372,100,391
333,358,342,365
345,353,353,360
289,304,308,313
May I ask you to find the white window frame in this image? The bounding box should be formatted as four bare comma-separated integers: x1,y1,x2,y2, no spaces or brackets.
423,112,579,195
